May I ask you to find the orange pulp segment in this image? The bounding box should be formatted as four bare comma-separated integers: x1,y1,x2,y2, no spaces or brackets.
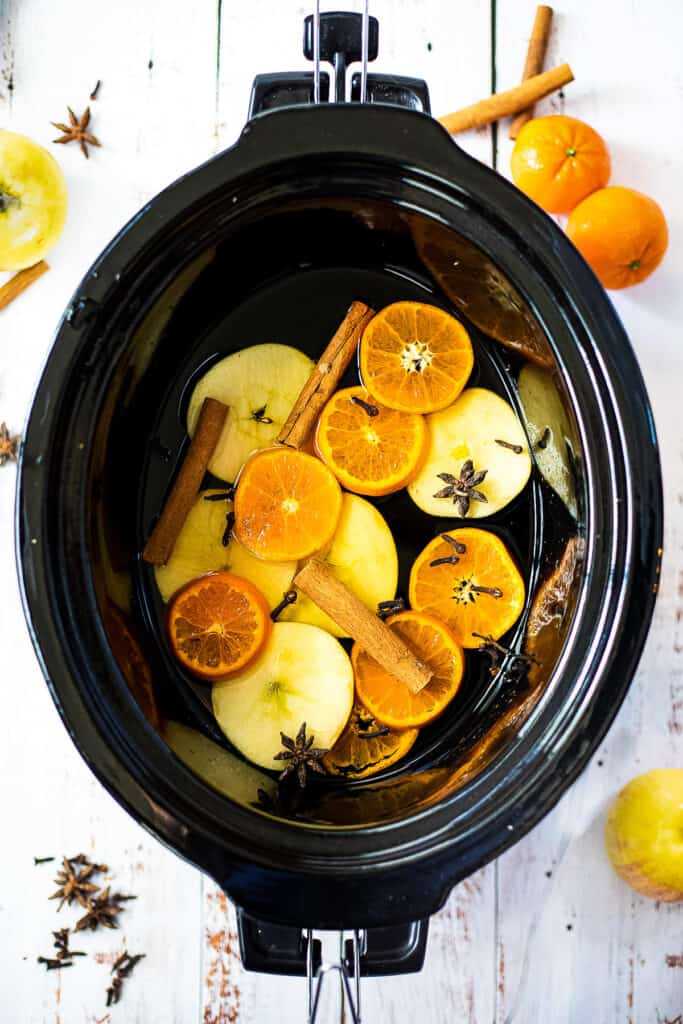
167,570,271,680
408,528,525,648
323,700,419,779
234,447,342,561
314,386,428,496
360,301,474,414
353,610,464,728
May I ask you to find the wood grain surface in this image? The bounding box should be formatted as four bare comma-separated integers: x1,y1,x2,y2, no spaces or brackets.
0,1,681,1021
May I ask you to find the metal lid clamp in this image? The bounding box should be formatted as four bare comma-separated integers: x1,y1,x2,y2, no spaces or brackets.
248,3,431,118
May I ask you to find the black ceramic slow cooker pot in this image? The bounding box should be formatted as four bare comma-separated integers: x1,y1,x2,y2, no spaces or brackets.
16,10,662,981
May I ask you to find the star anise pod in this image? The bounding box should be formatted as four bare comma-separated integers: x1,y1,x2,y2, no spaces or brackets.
0,422,20,465
274,722,328,788
49,855,104,911
51,106,101,159
433,459,488,517
74,886,134,932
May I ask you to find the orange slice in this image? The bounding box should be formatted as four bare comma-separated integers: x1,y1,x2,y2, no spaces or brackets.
353,610,464,728
409,528,525,648
360,301,474,414
314,386,428,496
322,700,419,779
234,447,342,561
167,570,271,680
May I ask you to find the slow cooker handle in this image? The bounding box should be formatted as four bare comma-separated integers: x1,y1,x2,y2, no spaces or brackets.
248,5,431,117
237,907,429,974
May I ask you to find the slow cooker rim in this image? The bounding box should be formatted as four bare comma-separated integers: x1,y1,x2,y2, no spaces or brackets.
16,105,662,895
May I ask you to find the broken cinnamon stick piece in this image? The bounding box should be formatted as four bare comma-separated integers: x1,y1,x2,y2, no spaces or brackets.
276,300,375,450
142,397,229,565
294,559,432,694
509,6,554,140
0,261,49,312
439,63,573,136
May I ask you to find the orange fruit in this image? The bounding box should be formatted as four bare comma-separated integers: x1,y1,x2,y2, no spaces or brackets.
510,115,611,215
359,301,473,413
322,700,419,779
167,570,271,680
353,610,464,728
408,528,525,648
314,386,428,496
234,447,342,561
566,186,668,290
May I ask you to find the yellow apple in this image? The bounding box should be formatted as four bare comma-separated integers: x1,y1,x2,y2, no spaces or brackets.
281,492,398,638
605,768,683,901
0,129,68,271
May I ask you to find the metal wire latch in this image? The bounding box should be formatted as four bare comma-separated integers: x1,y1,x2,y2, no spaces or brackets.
306,929,363,1024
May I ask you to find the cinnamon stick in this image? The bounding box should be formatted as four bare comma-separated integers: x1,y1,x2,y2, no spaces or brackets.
0,261,49,311
509,6,554,140
276,300,375,450
142,397,229,565
294,559,432,694
439,63,573,136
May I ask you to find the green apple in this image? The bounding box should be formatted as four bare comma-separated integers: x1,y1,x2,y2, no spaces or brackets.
605,769,683,901
154,489,296,608
187,343,314,482
282,492,398,638
518,362,578,519
212,621,354,771
163,720,276,804
0,129,68,271
408,387,532,518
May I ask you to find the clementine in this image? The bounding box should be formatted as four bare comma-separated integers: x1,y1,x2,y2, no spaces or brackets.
314,385,428,496
167,571,271,680
511,115,610,214
566,186,668,289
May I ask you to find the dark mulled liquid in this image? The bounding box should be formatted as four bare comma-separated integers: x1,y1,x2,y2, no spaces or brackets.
102,201,577,820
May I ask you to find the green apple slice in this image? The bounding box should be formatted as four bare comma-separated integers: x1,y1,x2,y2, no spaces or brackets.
187,343,314,482
408,387,532,518
154,489,296,607
517,363,578,519
282,493,398,638
163,720,276,804
212,622,354,771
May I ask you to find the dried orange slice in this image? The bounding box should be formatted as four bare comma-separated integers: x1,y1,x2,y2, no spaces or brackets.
314,386,428,496
408,528,525,648
322,700,419,779
234,447,342,561
353,611,464,728
167,570,271,680
360,301,473,414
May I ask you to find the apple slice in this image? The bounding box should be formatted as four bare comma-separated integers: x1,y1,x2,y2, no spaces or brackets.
212,622,354,771
187,343,314,482
517,363,578,519
408,387,532,518
163,720,277,804
282,493,398,638
154,489,296,608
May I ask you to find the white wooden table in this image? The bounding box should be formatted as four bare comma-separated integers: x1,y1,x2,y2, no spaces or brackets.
1,1,681,1020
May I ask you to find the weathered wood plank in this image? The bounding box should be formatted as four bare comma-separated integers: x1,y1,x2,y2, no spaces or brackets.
495,2,683,1020
0,0,216,1021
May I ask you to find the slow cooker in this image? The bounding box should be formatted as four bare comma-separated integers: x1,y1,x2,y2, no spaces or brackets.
16,6,662,1014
